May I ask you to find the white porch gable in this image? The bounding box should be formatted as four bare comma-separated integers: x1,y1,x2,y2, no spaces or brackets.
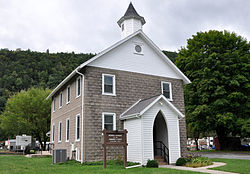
121,95,183,164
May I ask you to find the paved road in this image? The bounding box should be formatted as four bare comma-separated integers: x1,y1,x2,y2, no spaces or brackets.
196,152,250,160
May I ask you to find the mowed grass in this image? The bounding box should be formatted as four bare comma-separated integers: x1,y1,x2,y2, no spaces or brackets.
211,158,250,174
0,156,201,174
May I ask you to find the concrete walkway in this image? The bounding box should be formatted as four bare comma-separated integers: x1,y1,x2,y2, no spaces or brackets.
160,162,238,174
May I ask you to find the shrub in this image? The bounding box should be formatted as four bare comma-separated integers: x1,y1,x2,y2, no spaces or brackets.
176,157,187,166
146,160,158,168
185,157,212,168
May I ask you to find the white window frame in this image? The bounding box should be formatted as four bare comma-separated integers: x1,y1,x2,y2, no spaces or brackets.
52,98,56,112
66,118,70,142
58,121,62,143
102,74,116,96
66,85,70,104
52,123,55,143
59,92,63,108
76,77,81,98
161,81,173,101
75,114,80,142
102,112,116,131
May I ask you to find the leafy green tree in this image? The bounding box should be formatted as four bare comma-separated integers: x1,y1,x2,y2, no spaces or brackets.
176,30,250,149
0,88,51,150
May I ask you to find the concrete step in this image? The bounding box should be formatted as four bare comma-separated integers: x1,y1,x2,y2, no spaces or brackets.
154,156,168,165
158,161,168,165
154,156,164,160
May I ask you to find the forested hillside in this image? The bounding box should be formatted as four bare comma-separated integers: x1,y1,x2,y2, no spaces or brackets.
0,49,177,113
0,49,95,113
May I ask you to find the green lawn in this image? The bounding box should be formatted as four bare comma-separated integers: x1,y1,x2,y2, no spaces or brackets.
0,156,200,174
211,158,250,174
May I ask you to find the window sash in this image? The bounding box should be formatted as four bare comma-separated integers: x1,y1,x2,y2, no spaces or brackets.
102,113,116,131
76,77,81,97
59,122,62,142
52,124,55,142
59,93,63,107
161,82,172,100
76,115,80,140
53,99,56,111
66,119,69,141
67,86,70,103
102,74,115,95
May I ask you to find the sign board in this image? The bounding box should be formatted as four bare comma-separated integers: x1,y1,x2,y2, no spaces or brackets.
102,129,128,169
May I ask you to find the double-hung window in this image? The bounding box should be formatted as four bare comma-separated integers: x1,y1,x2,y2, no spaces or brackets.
161,81,172,101
58,122,62,142
66,118,70,142
102,113,116,131
76,77,81,98
102,74,115,95
75,114,80,141
59,92,63,108
52,123,55,143
66,85,70,104
52,98,56,112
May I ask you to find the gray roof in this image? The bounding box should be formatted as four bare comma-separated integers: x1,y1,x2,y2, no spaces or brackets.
117,2,146,27
121,95,161,118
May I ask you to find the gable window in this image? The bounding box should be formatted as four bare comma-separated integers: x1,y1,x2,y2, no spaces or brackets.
66,118,70,142
59,92,63,108
66,85,70,104
102,74,115,95
52,123,55,143
161,81,172,101
52,98,56,112
75,114,80,141
134,42,143,55
76,77,81,98
58,122,62,142
102,113,116,131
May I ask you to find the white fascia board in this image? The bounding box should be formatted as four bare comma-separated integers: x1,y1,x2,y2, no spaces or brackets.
120,113,140,120
139,94,184,118
138,31,191,85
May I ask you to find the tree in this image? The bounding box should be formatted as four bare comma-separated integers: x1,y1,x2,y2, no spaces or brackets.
0,88,51,150
176,30,250,149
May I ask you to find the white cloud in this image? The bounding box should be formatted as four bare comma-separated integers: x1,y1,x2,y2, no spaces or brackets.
0,0,249,53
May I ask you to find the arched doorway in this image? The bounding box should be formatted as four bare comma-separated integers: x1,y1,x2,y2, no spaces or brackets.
153,111,169,164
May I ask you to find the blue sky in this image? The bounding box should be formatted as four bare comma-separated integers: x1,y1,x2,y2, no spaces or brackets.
0,0,249,53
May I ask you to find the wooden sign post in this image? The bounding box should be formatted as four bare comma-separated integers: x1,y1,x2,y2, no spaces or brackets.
102,129,128,169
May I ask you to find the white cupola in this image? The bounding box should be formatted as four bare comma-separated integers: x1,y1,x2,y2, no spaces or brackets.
117,2,146,39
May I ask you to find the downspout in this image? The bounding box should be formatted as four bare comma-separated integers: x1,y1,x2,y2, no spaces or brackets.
76,68,84,164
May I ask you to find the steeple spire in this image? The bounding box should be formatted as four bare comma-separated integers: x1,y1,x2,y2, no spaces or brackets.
117,2,146,39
